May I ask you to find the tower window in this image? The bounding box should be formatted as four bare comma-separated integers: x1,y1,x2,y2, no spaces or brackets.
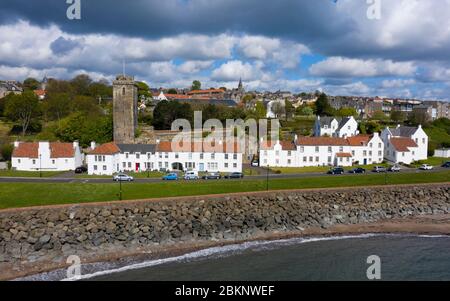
122,87,126,95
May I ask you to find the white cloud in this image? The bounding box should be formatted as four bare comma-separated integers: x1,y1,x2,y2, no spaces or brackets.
211,60,264,81
309,57,417,78
381,79,416,89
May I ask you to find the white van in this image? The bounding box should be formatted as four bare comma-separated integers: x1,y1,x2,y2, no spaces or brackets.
184,170,199,180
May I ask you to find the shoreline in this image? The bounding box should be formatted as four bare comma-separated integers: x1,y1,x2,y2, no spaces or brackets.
7,214,450,281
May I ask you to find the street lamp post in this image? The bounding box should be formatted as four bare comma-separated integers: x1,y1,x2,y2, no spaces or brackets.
266,164,269,191
39,154,42,178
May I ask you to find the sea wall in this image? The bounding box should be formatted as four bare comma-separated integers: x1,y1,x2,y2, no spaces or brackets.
0,184,449,273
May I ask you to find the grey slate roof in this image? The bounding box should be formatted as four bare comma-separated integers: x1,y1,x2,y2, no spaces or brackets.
337,117,351,131
317,117,336,127
389,126,418,137
117,144,157,154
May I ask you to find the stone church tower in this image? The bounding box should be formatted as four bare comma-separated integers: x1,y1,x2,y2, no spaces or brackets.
113,75,138,144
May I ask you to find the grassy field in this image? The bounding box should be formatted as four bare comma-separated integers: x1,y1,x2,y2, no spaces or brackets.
0,170,64,178
0,171,448,209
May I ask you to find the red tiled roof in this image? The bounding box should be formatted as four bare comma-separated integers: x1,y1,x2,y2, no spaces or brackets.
12,142,39,158
261,141,296,151
188,89,225,95
336,152,353,158
297,137,349,146
346,135,372,147
390,137,418,152
33,90,46,96
12,142,75,158
165,94,191,99
89,142,120,155
50,142,75,158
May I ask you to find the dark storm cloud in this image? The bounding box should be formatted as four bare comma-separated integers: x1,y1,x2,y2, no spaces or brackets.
0,0,354,44
50,36,82,55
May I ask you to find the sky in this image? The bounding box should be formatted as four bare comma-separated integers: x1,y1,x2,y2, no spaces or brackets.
0,0,450,100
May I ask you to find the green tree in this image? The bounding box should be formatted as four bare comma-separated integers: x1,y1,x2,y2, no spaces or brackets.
72,95,101,116
88,81,112,101
23,78,41,91
70,74,93,95
284,99,294,121
167,89,178,95
4,91,41,136
408,110,430,127
371,110,389,122
191,80,202,91
45,93,72,122
254,101,267,119
336,107,358,117
1,143,13,161
365,121,382,134
315,93,333,116
152,100,194,130
297,105,314,116
136,81,152,100
390,110,407,123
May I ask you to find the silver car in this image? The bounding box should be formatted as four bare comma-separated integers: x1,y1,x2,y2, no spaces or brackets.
113,174,134,182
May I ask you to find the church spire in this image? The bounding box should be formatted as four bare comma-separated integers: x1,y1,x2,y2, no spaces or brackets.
238,77,243,91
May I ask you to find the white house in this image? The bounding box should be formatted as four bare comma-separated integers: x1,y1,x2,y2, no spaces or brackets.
314,116,359,138
87,141,243,176
314,117,339,137
153,91,168,101
259,134,384,168
381,125,428,164
434,149,450,158
11,141,84,171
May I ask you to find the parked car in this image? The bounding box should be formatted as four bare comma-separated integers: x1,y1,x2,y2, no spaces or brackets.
388,165,401,172
184,171,199,180
162,173,178,181
349,167,366,174
328,167,345,175
419,164,434,171
75,166,87,174
224,172,244,179
442,162,450,168
113,174,134,182
202,172,221,180
251,160,260,167
372,166,387,173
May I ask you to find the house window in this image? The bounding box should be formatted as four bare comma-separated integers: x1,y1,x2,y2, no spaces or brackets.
264,151,268,156
288,159,291,165
288,151,292,157
339,147,344,152
328,147,332,153
122,162,126,168
52,160,55,164
352,151,355,156
211,153,215,160
18,159,21,164
188,153,193,160
328,156,332,163
303,157,307,162
369,151,372,156
309,157,313,162
158,162,162,168
165,162,169,168
102,156,106,161
147,153,151,159
159,153,162,159
225,154,229,160
94,165,97,171
103,166,107,171
369,143,373,148
233,154,238,160
315,147,319,153
136,153,140,159
128,162,131,168
125,153,129,159
200,153,204,159
378,143,382,148
32,159,36,165
276,159,280,165
422,138,426,144
378,151,382,156
175,153,179,159
300,147,304,153
315,157,319,162
225,163,229,168
233,163,237,168
402,152,405,157
165,153,168,159
363,151,367,156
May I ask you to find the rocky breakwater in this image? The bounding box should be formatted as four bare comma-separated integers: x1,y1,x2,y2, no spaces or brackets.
0,183,449,279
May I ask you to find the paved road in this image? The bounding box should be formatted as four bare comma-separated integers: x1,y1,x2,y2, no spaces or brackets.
0,167,448,184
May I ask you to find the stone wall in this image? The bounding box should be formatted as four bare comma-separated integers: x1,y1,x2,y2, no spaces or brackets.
1,184,449,266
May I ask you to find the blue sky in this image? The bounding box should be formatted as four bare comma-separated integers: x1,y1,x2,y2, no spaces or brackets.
0,0,449,100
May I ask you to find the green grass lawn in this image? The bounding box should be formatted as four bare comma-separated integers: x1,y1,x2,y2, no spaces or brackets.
0,171,448,209
0,170,64,178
